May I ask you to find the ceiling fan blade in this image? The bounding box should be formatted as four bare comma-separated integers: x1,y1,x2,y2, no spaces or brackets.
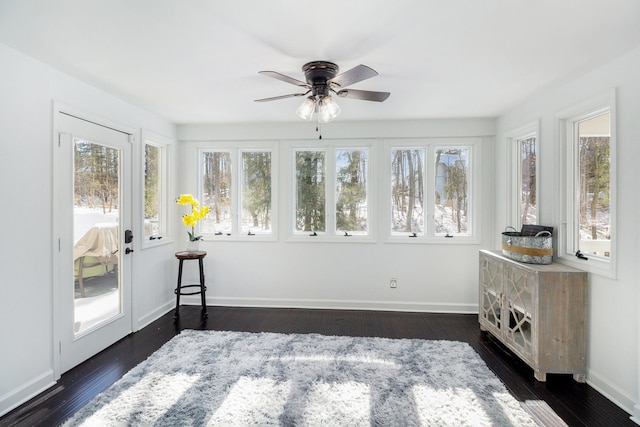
329,64,378,88
259,71,309,87
336,89,390,102
254,92,308,102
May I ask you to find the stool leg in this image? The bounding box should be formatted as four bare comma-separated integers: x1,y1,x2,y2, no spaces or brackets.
174,259,184,320
199,258,208,318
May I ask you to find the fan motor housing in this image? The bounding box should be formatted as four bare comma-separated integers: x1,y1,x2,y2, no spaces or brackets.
303,61,338,97
303,61,338,84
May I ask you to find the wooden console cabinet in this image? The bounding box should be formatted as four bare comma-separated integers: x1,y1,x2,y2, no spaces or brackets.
479,250,588,382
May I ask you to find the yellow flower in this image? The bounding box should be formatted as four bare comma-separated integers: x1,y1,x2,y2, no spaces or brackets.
176,194,199,207
176,194,208,241
193,206,210,220
176,194,190,205
182,213,197,227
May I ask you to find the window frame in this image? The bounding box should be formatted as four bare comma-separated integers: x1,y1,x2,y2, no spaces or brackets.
384,138,480,244
198,142,277,242
288,140,376,242
556,90,617,278
506,121,540,230
140,130,172,249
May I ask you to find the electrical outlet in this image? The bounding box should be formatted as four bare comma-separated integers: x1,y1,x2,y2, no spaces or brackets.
390,278,397,288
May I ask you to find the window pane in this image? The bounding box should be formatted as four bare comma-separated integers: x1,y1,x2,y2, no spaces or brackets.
241,151,272,234
391,149,425,234
577,112,610,258
201,151,232,234
295,150,325,232
519,137,537,225
435,147,470,235
336,149,368,234
144,144,160,237
74,139,121,334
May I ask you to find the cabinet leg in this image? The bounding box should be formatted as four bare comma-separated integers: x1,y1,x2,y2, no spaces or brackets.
573,373,586,383
534,371,547,382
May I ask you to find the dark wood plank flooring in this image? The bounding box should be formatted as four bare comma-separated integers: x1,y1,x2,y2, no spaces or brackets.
1,306,634,426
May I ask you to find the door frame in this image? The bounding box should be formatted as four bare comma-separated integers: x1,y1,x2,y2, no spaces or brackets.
52,102,137,379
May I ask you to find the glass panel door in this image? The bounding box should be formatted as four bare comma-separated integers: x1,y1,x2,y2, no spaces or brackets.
73,139,121,334
54,111,133,375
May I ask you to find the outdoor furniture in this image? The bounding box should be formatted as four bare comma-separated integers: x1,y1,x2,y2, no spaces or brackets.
73,222,119,297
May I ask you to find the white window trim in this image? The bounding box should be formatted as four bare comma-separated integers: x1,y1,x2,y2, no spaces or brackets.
288,140,377,243
140,129,173,249
505,120,540,230
384,138,481,244
555,89,617,278
197,141,278,242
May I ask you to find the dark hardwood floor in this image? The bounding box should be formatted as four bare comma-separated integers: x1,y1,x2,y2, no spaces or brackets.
1,306,634,426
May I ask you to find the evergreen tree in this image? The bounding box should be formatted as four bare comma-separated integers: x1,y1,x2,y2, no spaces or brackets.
296,151,325,232
336,150,367,232
242,152,271,230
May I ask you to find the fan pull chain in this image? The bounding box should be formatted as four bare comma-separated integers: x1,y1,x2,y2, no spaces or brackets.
316,121,322,139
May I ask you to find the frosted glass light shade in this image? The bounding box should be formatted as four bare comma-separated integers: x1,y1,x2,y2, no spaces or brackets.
296,96,316,121
317,95,341,123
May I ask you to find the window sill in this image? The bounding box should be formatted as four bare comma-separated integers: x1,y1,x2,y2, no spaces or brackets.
141,236,173,249
286,234,376,244
384,236,480,245
201,234,277,243
556,254,616,279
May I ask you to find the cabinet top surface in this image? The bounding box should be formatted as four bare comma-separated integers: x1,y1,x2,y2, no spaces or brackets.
480,250,587,274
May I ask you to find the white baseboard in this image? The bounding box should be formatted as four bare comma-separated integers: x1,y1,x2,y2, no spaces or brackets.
178,295,478,314
0,370,55,418
136,300,175,331
587,368,635,418
631,404,640,425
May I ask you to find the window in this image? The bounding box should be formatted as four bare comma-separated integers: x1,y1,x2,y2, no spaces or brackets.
573,111,612,258
241,151,273,234
293,144,371,238
391,148,425,235
434,147,470,236
144,144,161,236
558,91,615,277
506,122,539,229
335,149,369,235
200,146,274,239
295,150,326,233
389,140,477,241
142,131,170,246
201,150,232,234
518,136,537,226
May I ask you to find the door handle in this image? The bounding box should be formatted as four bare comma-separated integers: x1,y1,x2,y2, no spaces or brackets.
125,247,134,254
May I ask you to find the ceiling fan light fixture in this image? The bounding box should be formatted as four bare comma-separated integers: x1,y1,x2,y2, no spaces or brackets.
296,96,316,121
317,95,341,123
257,61,388,123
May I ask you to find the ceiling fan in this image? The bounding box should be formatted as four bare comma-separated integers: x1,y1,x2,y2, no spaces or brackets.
255,61,390,123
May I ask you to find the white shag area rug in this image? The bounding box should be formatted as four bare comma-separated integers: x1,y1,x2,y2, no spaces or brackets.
64,330,544,426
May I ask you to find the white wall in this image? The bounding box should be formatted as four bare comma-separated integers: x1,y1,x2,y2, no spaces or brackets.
495,46,640,415
0,42,177,416
176,119,496,313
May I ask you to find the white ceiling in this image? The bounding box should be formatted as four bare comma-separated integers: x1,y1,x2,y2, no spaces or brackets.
1,0,639,124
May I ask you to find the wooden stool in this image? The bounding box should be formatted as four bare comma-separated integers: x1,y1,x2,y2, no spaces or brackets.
174,250,208,321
